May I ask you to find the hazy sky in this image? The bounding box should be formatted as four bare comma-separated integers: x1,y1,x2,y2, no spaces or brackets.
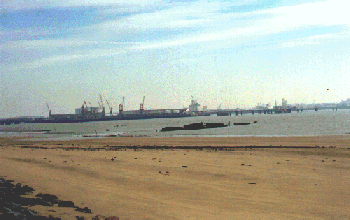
1,0,350,118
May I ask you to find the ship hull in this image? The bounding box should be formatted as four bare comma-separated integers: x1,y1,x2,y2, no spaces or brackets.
22,113,192,123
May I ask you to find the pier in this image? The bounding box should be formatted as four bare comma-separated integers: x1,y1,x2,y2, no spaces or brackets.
205,108,292,116
0,106,335,125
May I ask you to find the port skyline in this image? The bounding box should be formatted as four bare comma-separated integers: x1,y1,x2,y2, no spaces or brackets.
1,96,349,120
1,0,349,118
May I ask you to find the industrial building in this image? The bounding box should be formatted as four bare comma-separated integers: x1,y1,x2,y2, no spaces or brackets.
189,99,200,113
49,105,105,120
75,107,99,114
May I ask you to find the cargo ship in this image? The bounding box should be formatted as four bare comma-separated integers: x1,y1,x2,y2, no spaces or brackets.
35,107,190,123
0,111,191,124
0,104,191,124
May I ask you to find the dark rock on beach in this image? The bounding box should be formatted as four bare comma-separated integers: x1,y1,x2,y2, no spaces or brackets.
35,193,59,204
75,206,92,213
0,177,60,219
58,200,75,207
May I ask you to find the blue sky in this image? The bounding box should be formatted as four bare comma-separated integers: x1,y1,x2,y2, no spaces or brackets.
1,0,350,117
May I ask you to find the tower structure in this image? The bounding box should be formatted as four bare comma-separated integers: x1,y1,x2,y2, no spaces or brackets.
189,98,200,113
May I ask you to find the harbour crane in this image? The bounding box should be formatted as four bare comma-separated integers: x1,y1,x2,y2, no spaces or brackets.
106,100,113,116
88,102,92,112
119,97,125,115
46,102,51,117
99,94,104,108
140,96,145,114
81,101,87,114
99,94,105,114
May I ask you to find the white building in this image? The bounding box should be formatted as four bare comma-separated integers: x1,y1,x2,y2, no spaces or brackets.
338,98,350,106
75,107,100,114
189,99,200,112
282,98,288,108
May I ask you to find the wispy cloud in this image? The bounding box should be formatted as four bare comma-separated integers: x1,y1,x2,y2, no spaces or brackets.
256,0,350,30
95,1,221,31
120,0,350,50
2,39,131,50
3,0,163,11
4,47,128,71
281,32,350,48
3,0,350,70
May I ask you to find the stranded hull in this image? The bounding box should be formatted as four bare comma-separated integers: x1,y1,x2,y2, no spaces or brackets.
161,122,228,131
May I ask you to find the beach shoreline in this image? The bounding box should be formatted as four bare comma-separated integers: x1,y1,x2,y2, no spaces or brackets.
2,134,350,149
1,135,350,219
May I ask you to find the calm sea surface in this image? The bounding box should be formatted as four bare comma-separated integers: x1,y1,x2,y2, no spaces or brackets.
1,109,350,140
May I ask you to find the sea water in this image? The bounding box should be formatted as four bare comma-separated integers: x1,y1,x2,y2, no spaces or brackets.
1,109,350,140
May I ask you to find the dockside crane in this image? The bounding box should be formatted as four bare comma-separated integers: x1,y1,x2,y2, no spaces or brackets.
81,101,87,114
46,102,51,117
140,96,145,114
119,97,124,115
99,94,104,108
99,94,105,114
88,101,91,109
106,100,113,116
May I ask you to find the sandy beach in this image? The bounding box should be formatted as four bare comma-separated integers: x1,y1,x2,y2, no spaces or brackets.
1,135,350,219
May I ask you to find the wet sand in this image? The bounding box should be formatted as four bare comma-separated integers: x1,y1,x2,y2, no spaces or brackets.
1,136,350,219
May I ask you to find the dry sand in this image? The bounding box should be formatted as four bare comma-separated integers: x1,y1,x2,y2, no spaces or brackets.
1,136,350,219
